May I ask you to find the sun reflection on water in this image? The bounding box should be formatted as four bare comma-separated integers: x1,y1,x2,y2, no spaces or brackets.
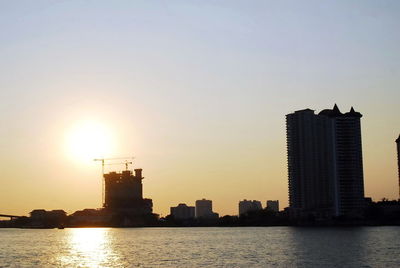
60,228,120,267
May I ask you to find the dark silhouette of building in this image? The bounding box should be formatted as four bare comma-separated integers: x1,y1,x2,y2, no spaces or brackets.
29,209,67,227
69,209,109,226
397,135,400,199
239,200,262,215
170,203,195,220
195,199,219,219
103,168,152,215
286,104,365,218
266,200,279,212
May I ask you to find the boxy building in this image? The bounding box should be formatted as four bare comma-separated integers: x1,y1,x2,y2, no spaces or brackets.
266,200,279,212
170,203,195,220
239,200,262,215
195,199,219,219
103,168,152,215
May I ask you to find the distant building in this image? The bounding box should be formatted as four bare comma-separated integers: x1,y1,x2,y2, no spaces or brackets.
195,199,219,219
30,209,66,220
266,200,279,212
378,200,400,216
30,209,47,220
29,209,67,227
70,209,108,225
103,168,152,215
170,204,195,220
50,210,67,218
396,135,400,198
286,105,365,218
239,200,262,215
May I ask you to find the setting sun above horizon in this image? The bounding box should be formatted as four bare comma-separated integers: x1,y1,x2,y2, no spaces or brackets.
65,120,115,163
0,0,398,218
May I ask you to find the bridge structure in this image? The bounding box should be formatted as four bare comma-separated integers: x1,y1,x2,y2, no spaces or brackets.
0,214,23,220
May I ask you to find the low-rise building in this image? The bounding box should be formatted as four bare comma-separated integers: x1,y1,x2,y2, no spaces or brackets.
195,199,219,219
29,209,67,227
266,200,279,212
69,209,108,225
239,200,262,215
170,203,195,220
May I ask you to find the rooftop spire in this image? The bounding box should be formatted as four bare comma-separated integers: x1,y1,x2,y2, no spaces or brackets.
333,103,340,113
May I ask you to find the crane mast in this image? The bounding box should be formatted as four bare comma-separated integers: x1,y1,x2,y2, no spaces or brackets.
94,157,134,207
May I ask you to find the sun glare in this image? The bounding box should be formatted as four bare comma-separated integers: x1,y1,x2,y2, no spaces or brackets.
66,120,115,162
59,228,119,266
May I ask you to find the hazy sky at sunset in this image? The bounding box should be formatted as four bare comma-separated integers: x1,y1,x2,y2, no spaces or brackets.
1,1,399,217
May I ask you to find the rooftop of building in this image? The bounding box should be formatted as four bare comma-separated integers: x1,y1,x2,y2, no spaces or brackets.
293,108,315,114
318,104,362,118
289,104,362,118
173,203,194,208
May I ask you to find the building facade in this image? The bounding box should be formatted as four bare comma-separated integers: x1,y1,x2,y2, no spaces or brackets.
195,199,218,219
170,203,195,220
286,105,365,217
266,200,279,212
103,168,152,215
239,200,262,215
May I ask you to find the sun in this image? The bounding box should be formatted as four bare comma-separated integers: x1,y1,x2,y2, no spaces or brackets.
65,120,115,162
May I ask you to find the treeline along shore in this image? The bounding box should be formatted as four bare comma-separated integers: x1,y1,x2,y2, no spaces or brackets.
1,200,400,228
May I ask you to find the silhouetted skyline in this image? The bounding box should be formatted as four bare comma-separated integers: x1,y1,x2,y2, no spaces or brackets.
0,1,399,217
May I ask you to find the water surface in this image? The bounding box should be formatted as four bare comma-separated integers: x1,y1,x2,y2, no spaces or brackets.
0,227,399,267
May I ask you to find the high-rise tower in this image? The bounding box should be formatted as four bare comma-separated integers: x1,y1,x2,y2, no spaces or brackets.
286,105,365,217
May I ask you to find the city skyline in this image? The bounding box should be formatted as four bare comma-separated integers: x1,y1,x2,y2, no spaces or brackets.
1,1,399,217
1,109,398,218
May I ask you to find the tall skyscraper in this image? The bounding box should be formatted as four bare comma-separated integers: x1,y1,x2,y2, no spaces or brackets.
286,104,365,217
396,135,400,198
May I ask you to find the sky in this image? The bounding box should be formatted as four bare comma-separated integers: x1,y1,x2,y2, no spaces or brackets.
0,0,399,217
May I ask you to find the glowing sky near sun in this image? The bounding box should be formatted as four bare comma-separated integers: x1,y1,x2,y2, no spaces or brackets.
65,120,116,162
0,1,399,217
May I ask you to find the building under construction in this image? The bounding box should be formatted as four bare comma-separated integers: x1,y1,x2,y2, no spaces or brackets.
103,168,153,216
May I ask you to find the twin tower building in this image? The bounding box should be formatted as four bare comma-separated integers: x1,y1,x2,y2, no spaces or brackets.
286,104,365,218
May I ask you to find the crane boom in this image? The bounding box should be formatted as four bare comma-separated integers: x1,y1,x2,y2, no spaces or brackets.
104,161,133,171
94,157,134,207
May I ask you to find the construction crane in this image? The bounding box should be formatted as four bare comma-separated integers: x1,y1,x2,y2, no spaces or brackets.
104,160,133,171
94,157,134,207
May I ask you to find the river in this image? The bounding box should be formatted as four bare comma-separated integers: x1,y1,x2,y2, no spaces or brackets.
1,227,399,267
